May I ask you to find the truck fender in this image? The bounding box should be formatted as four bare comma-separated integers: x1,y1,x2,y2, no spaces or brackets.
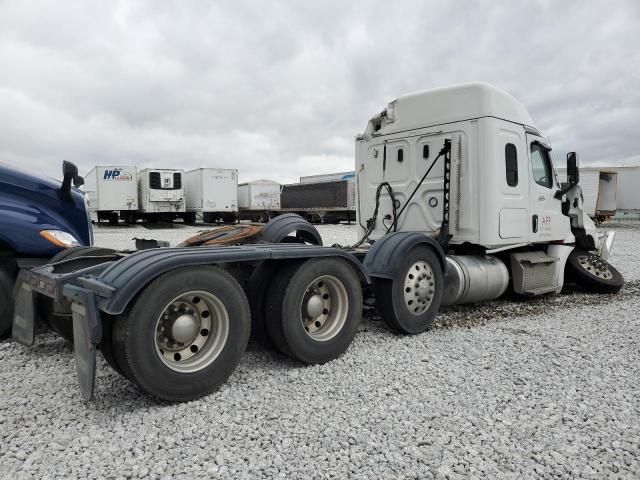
93,244,367,315
362,232,446,280
260,213,323,246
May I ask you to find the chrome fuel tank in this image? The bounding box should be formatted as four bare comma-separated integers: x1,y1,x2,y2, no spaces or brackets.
442,255,509,306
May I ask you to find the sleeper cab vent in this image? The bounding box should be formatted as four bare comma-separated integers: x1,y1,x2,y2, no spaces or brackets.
149,172,161,189
173,172,182,189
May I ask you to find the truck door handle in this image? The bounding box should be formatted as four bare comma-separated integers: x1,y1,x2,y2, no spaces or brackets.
532,214,538,233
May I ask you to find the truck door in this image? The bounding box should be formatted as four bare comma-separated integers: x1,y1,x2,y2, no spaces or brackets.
527,135,567,242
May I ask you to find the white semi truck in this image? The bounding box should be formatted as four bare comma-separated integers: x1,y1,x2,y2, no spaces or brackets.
14,82,622,402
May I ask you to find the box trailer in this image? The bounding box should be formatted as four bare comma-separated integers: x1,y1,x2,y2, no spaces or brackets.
300,171,355,183
238,180,281,221
83,166,138,224
611,165,640,220
281,179,356,223
184,168,238,223
14,82,623,403
557,166,617,221
137,168,186,222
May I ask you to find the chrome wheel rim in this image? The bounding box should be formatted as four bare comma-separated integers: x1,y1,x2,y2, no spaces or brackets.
578,255,613,280
300,275,348,342
403,261,435,315
154,291,229,373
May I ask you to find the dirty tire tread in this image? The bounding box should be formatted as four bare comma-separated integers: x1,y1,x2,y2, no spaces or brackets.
112,266,251,402
264,262,304,357
0,266,16,339
565,249,624,294
279,258,363,364
374,245,444,335
247,261,280,349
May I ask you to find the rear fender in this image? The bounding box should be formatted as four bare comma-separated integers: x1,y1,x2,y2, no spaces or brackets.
90,244,367,315
362,232,446,280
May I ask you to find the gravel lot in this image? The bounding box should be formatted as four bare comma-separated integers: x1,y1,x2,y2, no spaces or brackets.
1,222,639,479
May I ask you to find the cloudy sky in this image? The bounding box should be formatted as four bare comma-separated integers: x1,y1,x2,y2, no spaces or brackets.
0,1,638,183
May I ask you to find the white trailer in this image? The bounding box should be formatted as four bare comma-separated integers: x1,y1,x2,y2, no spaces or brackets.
238,180,281,221
610,165,640,219
83,166,138,225
137,168,186,222
556,166,617,221
300,171,355,183
184,168,238,224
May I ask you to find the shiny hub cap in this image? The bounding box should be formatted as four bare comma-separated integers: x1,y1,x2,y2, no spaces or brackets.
578,255,613,280
404,261,435,315
154,291,229,373
301,275,348,342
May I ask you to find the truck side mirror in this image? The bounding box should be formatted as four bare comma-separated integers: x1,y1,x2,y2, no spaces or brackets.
567,152,579,185
73,176,85,188
59,160,80,201
63,160,79,179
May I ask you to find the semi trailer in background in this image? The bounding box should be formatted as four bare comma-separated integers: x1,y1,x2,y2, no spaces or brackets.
184,168,238,223
83,166,138,225
612,165,640,220
300,171,355,183
137,168,186,222
281,178,356,223
556,166,618,222
238,179,281,221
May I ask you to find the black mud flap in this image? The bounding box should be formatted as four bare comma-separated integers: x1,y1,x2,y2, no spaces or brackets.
64,285,102,401
12,274,36,347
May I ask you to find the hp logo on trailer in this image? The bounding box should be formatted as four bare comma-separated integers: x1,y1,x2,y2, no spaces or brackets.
104,169,133,181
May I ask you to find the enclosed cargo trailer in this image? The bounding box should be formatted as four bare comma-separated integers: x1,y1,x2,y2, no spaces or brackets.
137,168,186,222
611,165,640,220
300,171,355,183
184,168,238,223
238,180,281,221
83,166,138,225
281,179,356,223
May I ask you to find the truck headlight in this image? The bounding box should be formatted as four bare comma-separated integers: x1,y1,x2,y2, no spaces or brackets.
40,230,81,247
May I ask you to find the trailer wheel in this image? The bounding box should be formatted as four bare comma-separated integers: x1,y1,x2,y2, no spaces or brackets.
265,258,362,364
44,247,117,343
112,266,250,401
565,249,623,294
373,245,443,334
0,265,16,338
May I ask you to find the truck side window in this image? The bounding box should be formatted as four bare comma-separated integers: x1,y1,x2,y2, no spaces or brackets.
531,143,553,188
505,143,518,186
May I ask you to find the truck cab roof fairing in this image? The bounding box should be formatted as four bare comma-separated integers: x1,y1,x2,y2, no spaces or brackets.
362,82,538,138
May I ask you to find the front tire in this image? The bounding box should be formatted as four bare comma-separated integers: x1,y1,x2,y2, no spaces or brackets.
112,266,250,401
565,250,624,294
373,246,444,334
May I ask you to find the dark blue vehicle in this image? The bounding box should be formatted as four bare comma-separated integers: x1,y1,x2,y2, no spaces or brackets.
0,160,92,336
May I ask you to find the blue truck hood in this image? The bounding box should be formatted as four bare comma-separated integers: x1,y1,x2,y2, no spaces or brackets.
0,162,92,257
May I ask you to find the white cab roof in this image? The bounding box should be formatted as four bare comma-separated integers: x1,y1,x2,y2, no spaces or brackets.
375,82,537,135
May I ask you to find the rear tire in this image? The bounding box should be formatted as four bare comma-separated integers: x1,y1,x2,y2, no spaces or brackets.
374,246,443,334
565,249,623,294
265,258,362,364
0,265,16,338
112,266,250,401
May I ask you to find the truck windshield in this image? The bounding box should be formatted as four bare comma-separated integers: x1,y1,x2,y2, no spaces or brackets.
531,143,553,188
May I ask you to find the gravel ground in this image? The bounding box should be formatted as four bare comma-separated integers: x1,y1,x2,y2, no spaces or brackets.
1,222,639,479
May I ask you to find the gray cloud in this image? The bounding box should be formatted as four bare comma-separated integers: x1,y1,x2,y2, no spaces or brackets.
1,0,639,183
